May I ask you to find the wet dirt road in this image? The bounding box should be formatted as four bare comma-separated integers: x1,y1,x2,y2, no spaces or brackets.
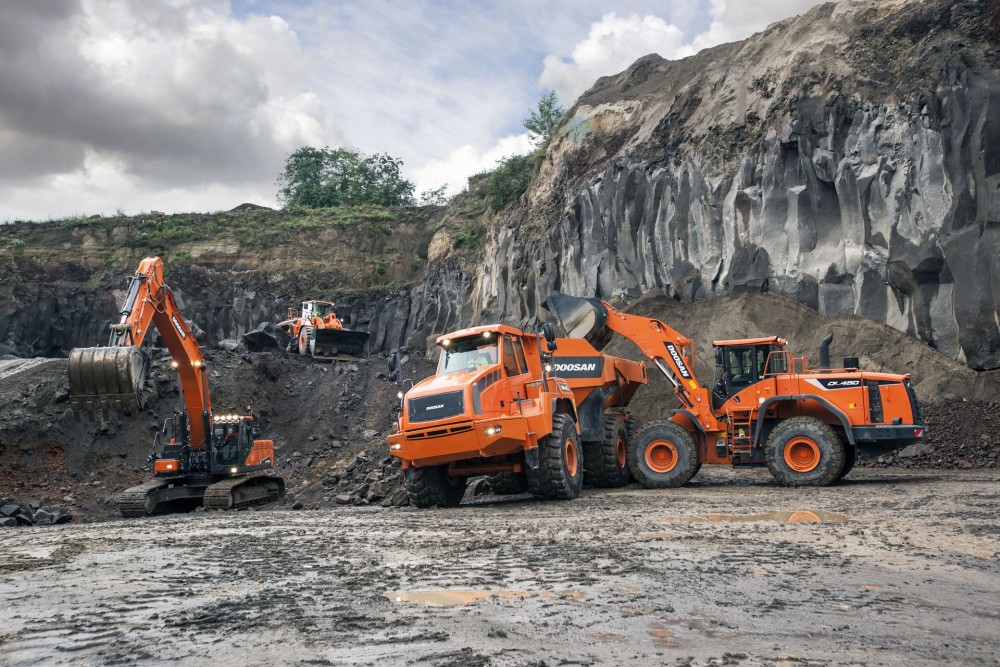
1,468,999,666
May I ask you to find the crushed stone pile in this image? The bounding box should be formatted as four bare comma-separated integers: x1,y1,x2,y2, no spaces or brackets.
1,496,72,528
861,400,1000,470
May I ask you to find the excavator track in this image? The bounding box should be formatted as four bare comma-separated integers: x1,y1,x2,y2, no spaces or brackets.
202,473,286,511
118,480,171,518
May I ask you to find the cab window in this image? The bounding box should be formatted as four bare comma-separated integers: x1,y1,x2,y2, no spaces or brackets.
512,338,528,374
437,335,498,374
502,336,521,376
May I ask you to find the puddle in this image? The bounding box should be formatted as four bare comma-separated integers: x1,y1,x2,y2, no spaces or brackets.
386,589,582,607
857,584,881,590
591,631,629,643
649,624,680,649
664,509,852,524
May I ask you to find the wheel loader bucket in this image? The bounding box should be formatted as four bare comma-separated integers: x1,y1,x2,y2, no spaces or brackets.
68,346,149,420
312,328,370,358
543,292,613,351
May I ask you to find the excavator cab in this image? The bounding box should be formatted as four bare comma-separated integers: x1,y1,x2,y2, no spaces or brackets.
711,337,787,407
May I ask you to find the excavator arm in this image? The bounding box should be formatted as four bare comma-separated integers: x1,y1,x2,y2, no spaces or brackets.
544,292,720,431
69,257,212,447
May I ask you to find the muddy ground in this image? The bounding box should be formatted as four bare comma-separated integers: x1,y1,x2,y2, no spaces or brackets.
1,467,998,666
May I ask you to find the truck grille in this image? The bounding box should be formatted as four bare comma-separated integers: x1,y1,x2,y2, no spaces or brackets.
866,380,883,423
408,390,464,423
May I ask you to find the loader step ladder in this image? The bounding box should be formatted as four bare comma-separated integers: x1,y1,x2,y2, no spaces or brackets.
729,409,755,462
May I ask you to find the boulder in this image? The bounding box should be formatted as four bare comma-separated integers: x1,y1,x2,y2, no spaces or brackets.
217,339,243,353
32,509,54,526
242,322,291,353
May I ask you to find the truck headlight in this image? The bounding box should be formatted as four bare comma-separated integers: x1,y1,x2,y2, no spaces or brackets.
484,425,502,437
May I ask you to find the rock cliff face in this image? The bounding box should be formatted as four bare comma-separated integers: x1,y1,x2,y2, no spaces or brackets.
474,0,1000,369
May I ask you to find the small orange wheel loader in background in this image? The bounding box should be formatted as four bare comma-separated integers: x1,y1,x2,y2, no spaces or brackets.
68,257,285,517
544,293,926,487
386,323,647,507
278,300,369,359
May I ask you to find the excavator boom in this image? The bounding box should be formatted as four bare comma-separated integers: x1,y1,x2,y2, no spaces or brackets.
69,257,211,446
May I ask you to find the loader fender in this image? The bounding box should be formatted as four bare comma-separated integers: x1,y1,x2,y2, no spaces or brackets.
752,395,855,446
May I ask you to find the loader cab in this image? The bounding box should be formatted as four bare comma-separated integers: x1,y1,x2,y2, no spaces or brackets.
302,300,334,319
711,336,787,408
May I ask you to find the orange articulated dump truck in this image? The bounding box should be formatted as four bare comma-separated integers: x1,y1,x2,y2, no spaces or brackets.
386,323,647,507
545,293,926,488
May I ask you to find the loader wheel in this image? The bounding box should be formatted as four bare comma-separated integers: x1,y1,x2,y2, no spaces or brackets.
583,416,631,488
628,420,700,488
297,327,313,356
526,413,583,500
403,465,467,508
487,471,529,495
836,445,857,482
765,417,845,487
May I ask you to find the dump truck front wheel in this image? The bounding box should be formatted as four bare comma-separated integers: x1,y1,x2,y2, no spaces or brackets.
765,417,845,487
583,416,631,488
526,413,583,500
403,465,466,508
629,420,699,488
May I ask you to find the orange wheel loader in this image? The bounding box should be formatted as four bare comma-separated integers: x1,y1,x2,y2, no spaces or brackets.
278,300,369,359
386,323,647,507
544,293,926,487
68,257,285,517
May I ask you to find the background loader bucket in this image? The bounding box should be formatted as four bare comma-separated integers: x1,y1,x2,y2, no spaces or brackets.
312,329,369,358
543,292,613,350
68,346,149,419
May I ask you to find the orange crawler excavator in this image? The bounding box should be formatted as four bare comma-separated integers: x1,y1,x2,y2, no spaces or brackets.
545,293,926,487
69,257,285,517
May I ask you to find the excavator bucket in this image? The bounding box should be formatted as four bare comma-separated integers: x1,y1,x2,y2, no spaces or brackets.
543,292,614,351
311,328,369,359
68,346,149,419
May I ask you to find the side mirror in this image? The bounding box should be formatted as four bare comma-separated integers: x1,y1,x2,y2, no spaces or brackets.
388,352,402,384
542,322,557,350
715,347,723,366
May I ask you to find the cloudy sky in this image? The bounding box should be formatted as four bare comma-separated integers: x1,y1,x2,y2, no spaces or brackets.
0,0,827,222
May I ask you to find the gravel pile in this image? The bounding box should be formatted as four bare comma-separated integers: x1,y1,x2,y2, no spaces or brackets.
1,497,73,528
318,450,409,507
862,399,1000,469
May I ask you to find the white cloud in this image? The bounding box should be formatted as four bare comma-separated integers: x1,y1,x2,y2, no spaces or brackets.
413,134,535,197
539,13,690,103
0,0,339,220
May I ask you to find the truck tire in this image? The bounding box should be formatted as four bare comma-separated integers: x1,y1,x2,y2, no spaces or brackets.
526,413,584,500
487,472,529,495
583,416,631,488
765,417,845,487
403,465,466,508
836,444,857,482
628,420,700,488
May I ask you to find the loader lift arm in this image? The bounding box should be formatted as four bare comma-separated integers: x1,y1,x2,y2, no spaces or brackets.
544,293,721,432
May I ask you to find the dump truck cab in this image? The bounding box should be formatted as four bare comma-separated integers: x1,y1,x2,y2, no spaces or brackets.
390,324,576,469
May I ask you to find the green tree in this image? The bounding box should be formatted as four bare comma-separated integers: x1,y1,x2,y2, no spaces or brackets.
419,185,449,205
277,146,416,208
483,154,536,212
523,91,565,147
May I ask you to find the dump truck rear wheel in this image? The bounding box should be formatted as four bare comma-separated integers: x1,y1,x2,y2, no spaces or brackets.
487,472,529,495
526,413,583,500
583,416,631,488
403,465,466,508
628,420,699,488
765,417,845,487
